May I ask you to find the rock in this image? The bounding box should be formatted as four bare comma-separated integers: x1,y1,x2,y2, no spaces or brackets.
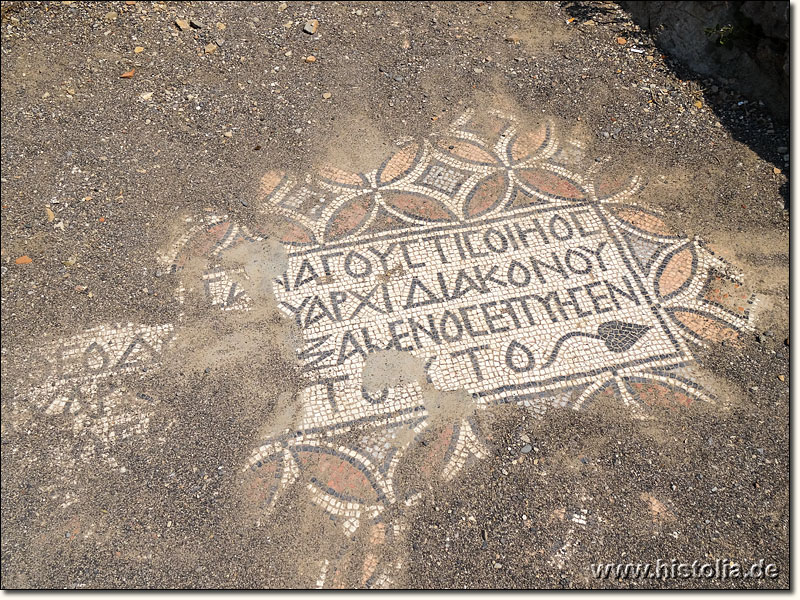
175,18,190,31
521,444,532,454
223,131,233,138
322,92,332,99
304,55,316,63
45,207,55,222
520,433,531,444
784,337,789,346
14,256,32,265
240,199,249,207
773,167,782,174
616,36,627,44
777,374,785,382
303,19,319,34
104,11,118,21
189,18,203,29
694,100,703,109
139,91,154,101
278,2,287,11
134,46,145,53
205,43,218,54
216,22,226,30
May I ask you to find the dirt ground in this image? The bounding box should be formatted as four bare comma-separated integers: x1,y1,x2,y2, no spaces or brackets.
0,1,789,589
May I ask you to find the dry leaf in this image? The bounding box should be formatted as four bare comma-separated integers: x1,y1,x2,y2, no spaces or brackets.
45,207,55,222
120,68,135,78
616,37,627,45
15,255,32,265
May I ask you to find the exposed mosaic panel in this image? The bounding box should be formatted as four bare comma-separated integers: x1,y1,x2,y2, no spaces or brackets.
17,110,754,586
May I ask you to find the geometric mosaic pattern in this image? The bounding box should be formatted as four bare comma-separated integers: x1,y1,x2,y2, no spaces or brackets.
12,110,757,587
159,110,757,587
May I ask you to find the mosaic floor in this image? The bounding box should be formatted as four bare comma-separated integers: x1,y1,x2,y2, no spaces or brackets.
14,110,758,587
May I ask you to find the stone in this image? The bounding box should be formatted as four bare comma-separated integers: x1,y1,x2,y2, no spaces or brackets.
521,444,532,454
322,92,332,99
205,43,218,54
104,11,118,21
304,55,316,63
134,46,145,53
303,19,319,34
175,18,190,31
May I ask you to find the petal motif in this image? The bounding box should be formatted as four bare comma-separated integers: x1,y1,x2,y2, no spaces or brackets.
437,138,498,165
324,194,375,242
517,168,585,199
610,206,674,236
319,165,367,188
381,192,455,222
463,172,509,218
508,122,548,163
297,447,380,504
655,244,696,299
377,142,421,185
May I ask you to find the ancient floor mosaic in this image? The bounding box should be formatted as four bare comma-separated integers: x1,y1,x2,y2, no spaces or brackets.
10,109,757,587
